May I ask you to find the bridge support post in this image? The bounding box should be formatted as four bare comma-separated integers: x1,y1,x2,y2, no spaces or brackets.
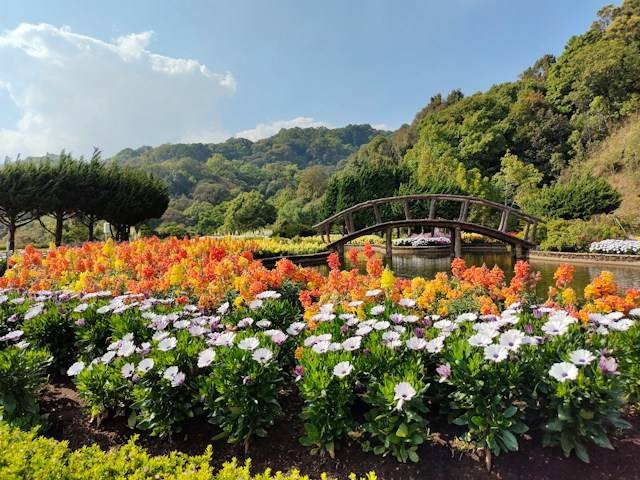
336,244,345,266
454,228,462,258
512,244,529,261
385,228,393,265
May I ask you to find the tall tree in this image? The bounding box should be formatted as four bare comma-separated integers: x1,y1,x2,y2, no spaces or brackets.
0,161,40,251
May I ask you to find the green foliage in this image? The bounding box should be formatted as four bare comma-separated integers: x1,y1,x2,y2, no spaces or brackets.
541,362,629,462
540,217,626,252
298,351,357,457
222,191,277,233
492,151,543,207
200,335,283,449
361,369,429,463
74,362,131,421
0,346,51,429
271,222,316,239
22,304,76,371
0,422,379,479
521,174,621,220
444,338,529,457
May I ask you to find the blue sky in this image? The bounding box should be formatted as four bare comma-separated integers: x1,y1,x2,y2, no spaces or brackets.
0,0,610,157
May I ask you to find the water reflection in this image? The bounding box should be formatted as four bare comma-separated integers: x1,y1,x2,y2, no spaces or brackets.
342,249,640,296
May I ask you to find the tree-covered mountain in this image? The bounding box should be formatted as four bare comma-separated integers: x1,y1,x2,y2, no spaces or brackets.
108,124,385,236
323,0,640,241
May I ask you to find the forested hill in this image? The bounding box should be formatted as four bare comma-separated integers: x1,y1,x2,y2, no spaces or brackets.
111,124,383,194
323,0,640,234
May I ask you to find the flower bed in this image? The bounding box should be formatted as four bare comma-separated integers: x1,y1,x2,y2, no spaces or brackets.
393,236,451,247
589,239,640,255
1,240,640,470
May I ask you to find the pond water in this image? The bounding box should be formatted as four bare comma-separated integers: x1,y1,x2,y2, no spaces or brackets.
341,250,640,297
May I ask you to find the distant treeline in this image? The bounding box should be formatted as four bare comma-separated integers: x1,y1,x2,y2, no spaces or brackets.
0,151,169,250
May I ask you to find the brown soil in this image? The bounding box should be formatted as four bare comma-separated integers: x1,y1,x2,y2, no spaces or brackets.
40,379,640,480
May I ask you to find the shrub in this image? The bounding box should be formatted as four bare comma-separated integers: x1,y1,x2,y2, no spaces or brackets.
521,174,621,220
21,303,76,371
272,221,316,239
0,346,51,429
0,422,379,479
540,217,625,252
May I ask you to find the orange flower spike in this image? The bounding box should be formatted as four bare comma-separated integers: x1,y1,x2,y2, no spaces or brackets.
554,264,575,289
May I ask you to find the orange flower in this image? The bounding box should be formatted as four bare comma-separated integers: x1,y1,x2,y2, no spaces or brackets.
554,264,574,289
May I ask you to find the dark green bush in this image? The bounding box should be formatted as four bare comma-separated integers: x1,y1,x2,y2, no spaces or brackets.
0,347,51,429
0,258,6,276
272,221,316,239
521,174,621,220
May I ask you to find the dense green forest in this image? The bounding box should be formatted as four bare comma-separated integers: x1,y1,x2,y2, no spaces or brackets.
110,124,384,237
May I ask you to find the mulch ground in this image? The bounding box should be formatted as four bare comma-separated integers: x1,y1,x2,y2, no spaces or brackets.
39,379,640,480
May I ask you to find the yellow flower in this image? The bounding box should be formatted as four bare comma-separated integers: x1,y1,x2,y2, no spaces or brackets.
561,287,577,306
380,268,396,291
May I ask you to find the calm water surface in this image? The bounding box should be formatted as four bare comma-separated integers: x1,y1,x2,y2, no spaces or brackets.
341,250,640,297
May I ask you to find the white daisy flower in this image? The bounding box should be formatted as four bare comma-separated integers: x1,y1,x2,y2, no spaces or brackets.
549,362,579,382
197,348,216,368
332,361,354,378
67,361,85,376
569,349,596,366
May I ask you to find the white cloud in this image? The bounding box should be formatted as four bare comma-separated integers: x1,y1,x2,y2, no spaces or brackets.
0,23,235,158
235,116,331,142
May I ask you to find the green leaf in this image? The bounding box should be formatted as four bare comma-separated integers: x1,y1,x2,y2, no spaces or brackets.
452,416,467,426
574,442,590,463
127,412,137,429
408,450,420,463
471,416,486,427
579,409,594,420
500,430,519,452
396,423,409,438
503,405,517,418
591,434,613,450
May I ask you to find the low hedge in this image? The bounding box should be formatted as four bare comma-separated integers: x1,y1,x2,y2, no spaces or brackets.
0,422,377,480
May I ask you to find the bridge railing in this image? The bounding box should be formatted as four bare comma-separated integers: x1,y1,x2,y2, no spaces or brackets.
313,194,540,245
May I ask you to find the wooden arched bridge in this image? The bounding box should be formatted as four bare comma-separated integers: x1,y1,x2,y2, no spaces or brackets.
313,194,541,260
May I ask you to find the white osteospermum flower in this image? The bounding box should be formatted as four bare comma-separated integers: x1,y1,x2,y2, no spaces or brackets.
629,308,640,318
137,358,155,373
549,362,579,383
158,336,177,351
541,317,571,336
569,349,596,366
468,333,494,348
405,336,427,351
217,302,229,315
398,298,416,308
312,341,330,354
117,340,136,357
121,362,135,378
426,336,445,354
287,322,306,336
211,331,236,347
370,305,385,316
382,331,402,348
197,348,216,368
74,303,89,313
394,382,417,411
67,361,85,376
101,351,116,364
252,347,273,364
238,337,260,351
473,323,500,337
256,319,272,328
342,336,362,352
356,325,373,336
374,320,390,330
455,312,478,323
163,366,185,387
366,289,382,297
332,361,354,378
610,319,634,332
483,345,508,363
174,319,190,329
257,290,281,300
348,300,364,307
238,317,254,328
498,329,525,352
24,304,44,321
249,299,263,310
